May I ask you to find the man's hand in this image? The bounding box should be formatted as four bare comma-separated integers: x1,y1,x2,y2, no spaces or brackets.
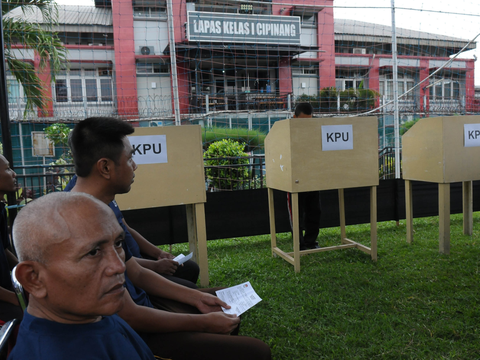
153,259,178,275
193,292,230,314
157,250,174,260
201,312,240,334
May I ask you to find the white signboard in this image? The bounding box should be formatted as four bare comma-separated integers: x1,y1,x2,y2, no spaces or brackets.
129,135,167,165
321,125,354,151
31,131,54,157
464,124,480,147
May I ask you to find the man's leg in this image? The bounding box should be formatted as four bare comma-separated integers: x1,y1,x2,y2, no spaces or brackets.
140,331,271,360
303,191,321,247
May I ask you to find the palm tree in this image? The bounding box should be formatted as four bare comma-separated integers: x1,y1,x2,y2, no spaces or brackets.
3,0,67,115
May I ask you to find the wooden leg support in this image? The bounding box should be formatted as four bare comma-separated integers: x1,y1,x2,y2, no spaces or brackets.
186,203,209,286
438,183,450,255
405,180,414,244
463,181,473,236
370,186,377,261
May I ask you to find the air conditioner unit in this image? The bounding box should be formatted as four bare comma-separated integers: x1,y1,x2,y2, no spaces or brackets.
149,121,163,127
353,48,366,55
140,46,155,55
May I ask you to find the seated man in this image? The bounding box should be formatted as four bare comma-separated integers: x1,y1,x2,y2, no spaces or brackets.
68,117,271,360
9,192,155,360
65,175,200,288
0,154,22,322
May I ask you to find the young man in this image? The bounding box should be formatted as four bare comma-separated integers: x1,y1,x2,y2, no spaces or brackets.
287,103,322,250
10,192,155,359
0,154,22,322
68,117,271,360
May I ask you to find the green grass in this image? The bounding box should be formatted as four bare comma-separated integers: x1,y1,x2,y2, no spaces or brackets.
162,213,480,360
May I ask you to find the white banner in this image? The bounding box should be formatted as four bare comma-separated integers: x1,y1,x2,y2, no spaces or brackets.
321,125,354,151
129,135,168,165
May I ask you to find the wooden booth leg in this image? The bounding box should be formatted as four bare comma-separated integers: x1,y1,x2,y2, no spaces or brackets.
338,189,346,244
370,186,378,261
291,192,301,273
405,180,414,244
463,181,473,236
267,187,277,256
186,203,209,286
438,183,450,255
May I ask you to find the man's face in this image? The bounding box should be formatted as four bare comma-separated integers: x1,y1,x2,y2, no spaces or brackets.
0,155,17,195
40,203,126,323
112,137,137,194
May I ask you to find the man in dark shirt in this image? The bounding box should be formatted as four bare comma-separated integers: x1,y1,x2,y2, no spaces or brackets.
0,154,22,322
9,192,155,360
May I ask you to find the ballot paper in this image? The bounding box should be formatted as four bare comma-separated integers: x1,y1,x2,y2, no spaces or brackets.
173,252,193,265
215,281,262,316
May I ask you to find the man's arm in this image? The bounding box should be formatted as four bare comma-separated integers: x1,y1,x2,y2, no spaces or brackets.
118,290,240,334
6,249,18,270
126,257,224,314
0,287,19,306
122,220,179,275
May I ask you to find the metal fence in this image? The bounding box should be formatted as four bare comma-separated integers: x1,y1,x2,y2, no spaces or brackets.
11,149,399,206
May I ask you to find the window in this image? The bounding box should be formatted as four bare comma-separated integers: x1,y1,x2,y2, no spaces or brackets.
133,6,166,18
136,63,170,74
54,68,113,103
429,79,461,100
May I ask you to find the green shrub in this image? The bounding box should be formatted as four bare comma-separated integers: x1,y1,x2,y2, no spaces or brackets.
204,139,249,190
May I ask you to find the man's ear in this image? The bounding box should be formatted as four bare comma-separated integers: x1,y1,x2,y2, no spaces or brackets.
96,158,114,180
15,261,47,299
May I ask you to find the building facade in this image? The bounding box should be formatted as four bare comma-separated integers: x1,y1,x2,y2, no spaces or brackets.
6,0,477,124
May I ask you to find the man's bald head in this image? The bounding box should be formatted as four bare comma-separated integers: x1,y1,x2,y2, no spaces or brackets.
13,192,115,263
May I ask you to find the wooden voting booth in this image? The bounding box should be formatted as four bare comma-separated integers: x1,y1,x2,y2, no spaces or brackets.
402,115,480,254
265,117,379,272
115,126,210,285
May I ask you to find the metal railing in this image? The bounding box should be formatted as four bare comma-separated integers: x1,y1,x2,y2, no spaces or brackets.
10,149,399,204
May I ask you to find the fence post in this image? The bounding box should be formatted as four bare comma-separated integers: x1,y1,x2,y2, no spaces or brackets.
205,94,209,113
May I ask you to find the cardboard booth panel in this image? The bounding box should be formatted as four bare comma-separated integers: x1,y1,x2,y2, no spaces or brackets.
116,125,206,210
265,117,379,192
403,116,480,183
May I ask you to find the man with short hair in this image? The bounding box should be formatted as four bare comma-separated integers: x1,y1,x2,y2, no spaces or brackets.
287,103,322,250
0,154,22,322
68,117,271,360
9,192,155,359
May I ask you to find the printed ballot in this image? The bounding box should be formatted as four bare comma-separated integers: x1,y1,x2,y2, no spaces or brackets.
173,252,193,265
215,281,262,316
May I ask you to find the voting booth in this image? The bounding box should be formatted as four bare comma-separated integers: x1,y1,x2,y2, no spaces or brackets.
402,115,480,254
265,117,379,272
115,125,210,285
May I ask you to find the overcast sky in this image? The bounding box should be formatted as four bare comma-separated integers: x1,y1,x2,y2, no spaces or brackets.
55,0,480,84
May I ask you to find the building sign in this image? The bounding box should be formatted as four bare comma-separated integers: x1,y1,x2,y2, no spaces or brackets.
129,135,168,165
464,124,480,147
321,125,354,151
187,11,301,45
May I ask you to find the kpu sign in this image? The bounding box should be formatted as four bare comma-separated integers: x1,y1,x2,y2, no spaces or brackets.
321,125,354,151
187,11,301,45
129,135,168,165
464,124,480,147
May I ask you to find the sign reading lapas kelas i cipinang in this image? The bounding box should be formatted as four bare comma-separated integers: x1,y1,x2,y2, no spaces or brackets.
187,11,301,45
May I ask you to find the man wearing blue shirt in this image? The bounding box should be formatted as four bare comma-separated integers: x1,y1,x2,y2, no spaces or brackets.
9,192,155,360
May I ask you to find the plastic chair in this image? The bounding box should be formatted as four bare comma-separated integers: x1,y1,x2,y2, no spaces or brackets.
11,266,27,311
0,319,18,360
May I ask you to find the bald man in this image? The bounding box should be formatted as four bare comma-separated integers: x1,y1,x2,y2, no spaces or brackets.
9,192,155,360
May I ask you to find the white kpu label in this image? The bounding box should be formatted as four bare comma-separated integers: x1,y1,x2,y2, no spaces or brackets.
321,125,354,151
129,135,168,165
464,124,480,147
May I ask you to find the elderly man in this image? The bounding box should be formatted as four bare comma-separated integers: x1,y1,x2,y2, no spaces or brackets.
67,117,271,360
9,192,155,359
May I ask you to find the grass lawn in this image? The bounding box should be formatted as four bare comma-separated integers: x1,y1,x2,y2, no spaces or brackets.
162,213,480,359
